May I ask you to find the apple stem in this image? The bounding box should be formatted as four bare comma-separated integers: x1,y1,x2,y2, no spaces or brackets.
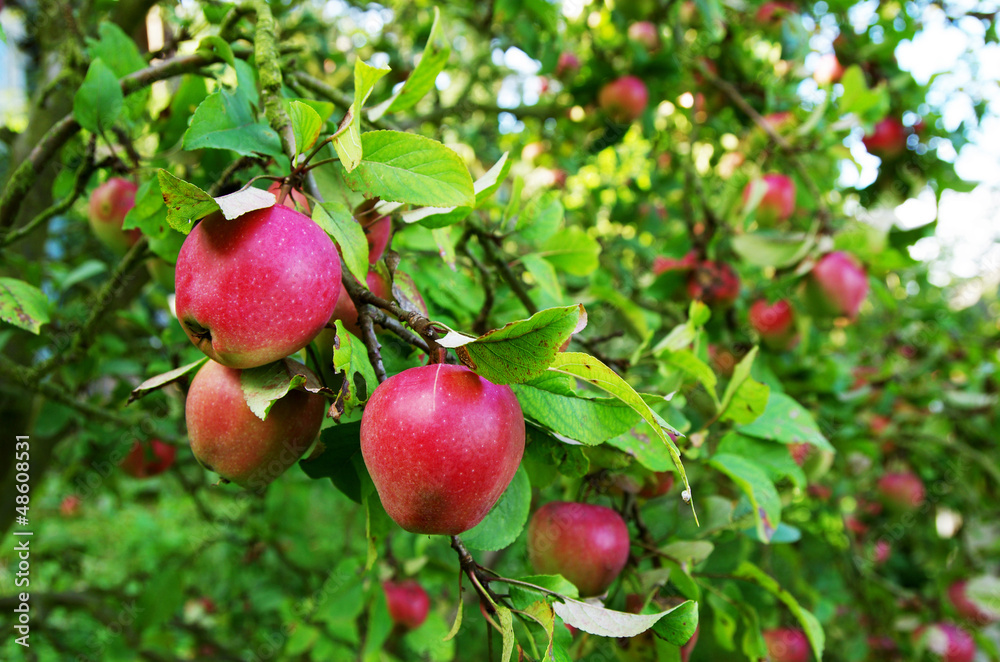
450,536,502,608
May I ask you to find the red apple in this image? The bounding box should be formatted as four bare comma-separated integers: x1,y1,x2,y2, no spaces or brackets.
360,364,525,535
598,76,649,123
763,111,795,132
527,501,631,597
813,53,844,85
120,439,177,478
877,472,926,510
914,623,976,662
872,539,891,565
863,118,908,159
175,205,342,369
743,174,796,225
185,359,326,489
681,625,700,661
88,177,141,254
804,251,868,319
653,250,698,276
384,580,430,630
686,260,740,308
708,344,737,377
555,52,581,78
788,442,811,467
60,495,82,517
949,580,998,624
756,1,798,24
266,181,311,214
363,214,392,264
627,21,660,51
638,471,675,499
749,298,797,349
763,627,810,662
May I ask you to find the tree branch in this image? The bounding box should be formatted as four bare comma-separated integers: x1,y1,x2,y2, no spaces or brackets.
252,0,296,162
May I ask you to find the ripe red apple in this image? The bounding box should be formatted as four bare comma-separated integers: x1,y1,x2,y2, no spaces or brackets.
686,260,740,308
914,623,976,662
598,76,649,123
949,581,997,623
681,625,700,661
763,627,810,662
863,118,908,159
627,21,660,50
788,442,811,467
638,471,675,499
384,580,430,630
175,205,341,369
88,177,141,254
120,439,177,478
555,52,581,78
267,181,311,214
813,53,844,85
186,359,326,489
743,174,796,225
60,495,82,518
363,214,392,264
872,539,891,565
749,298,797,349
360,364,525,535
526,501,631,597
804,251,868,319
877,471,926,510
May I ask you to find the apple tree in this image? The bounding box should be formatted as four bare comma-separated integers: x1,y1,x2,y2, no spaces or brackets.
0,0,998,660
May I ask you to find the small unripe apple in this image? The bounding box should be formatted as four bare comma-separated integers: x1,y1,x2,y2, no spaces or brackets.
863,118,908,158
743,174,796,225
598,76,649,122
88,177,141,254
686,260,740,308
914,623,976,662
763,627,810,662
186,359,326,489
555,52,581,78
877,471,925,510
804,251,868,319
175,205,341,369
361,365,525,535
638,471,675,499
120,439,177,478
948,580,997,623
627,21,660,51
527,501,631,597
266,181,311,214
384,580,430,630
749,299,797,349
146,258,176,290
813,53,844,85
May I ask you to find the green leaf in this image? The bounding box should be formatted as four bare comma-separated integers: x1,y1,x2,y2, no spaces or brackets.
183,89,285,159
520,254,562,302
437,304,585,385
660,541,714,566
509,576,580,607
127,357,208,404
88,23,148,119
402,611,455,661
517,191,564,242
0,278,51,334
541,227,601,276
214,186,276,220
240,358,330,420
342,131,475,208
839,65,890,125
547,353,695,521
524,425,590,479
497,605,516,662
716,433,807,489
333,59,391,172
460,466,531,551
73,59,124,134
663,350,719,406
732,561,825,661
332,320,379,415
400,152,511,228
289,100,323,160
651,600,700,646
709,453,780,542
313,202,368,282
731,232,814,268
965,576,1000,620
718,347,770,424
156,170,220,234
512,375,641,445
694,0,726,42
196,35,236,69
737,392,834,451
300,422,364,503
606,424,675,472
369,7,451,119
553,598,697,639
